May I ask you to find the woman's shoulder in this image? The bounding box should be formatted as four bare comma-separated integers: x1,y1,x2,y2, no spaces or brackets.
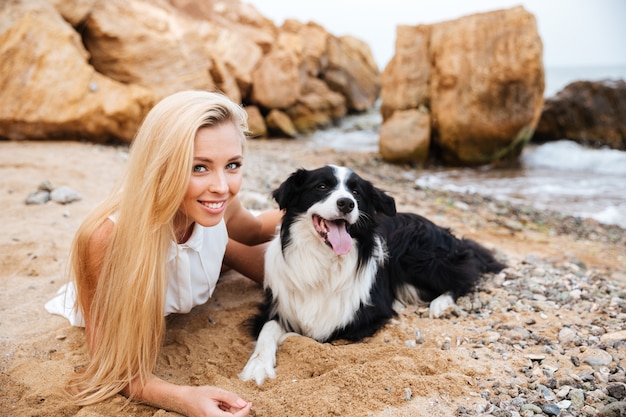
88,217,115,254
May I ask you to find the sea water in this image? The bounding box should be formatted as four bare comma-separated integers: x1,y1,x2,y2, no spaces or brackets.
305,66,626,228
415,141,626,228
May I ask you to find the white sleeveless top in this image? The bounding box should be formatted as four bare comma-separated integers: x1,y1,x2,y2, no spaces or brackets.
45,219,229,327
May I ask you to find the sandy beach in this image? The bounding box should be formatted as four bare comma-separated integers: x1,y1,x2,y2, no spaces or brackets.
1,139,625,417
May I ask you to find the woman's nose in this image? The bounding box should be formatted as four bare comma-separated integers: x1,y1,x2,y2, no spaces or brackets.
208,171,229,194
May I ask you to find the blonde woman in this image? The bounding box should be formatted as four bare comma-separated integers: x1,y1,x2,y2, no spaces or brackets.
45,90,282,416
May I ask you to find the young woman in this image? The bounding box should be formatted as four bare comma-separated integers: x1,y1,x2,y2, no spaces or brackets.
45,90,282,416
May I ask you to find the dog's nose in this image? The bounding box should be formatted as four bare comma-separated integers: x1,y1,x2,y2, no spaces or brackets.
337,197,355,214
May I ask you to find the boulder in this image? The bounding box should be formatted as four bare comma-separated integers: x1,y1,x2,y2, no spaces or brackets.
244,105,267,139
532,80,626,150
380,25,431,120
286,77,346,133
48,0,97,26
0,0,154,143
168,0,277,53
285,20,330,77
172,0,269,99
202,27,263,100
381,7,544,166
0,0,380,143
83,0,216,99
379,109,430,163
324,35,381,112
250,47,301,109
266,109,297,138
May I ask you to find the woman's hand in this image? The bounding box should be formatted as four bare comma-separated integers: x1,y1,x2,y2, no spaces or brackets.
181,385,252,417
128,375,252,417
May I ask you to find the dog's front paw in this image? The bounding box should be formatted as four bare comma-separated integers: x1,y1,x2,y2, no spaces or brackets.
428,293,455,318
238,354,276,385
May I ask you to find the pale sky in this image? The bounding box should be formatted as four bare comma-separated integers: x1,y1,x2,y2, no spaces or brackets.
245,0,626,70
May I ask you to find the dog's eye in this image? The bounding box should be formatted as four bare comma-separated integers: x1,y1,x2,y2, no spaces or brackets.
316,183,327,190
352,189,359,196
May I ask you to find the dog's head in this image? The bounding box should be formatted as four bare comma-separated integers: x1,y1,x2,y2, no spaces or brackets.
272,165,396,255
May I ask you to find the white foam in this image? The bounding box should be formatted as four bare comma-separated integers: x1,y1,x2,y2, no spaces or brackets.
522,140,626,175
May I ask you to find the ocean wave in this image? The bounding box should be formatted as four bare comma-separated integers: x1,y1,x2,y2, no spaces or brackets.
522,140,626,175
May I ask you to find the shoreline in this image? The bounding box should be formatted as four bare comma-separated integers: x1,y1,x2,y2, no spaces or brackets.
1,139,624,416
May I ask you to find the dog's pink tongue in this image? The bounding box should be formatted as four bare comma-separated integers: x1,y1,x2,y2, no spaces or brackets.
326,221,352,255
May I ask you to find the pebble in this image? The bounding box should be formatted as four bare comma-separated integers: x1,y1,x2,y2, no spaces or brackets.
50,186,81,204
403,388,412,401
446,256,626,417
607,383,626,401
25,190,50,205
24,182,81,205
541,403,561,415
597,402,626,417
581,349,613,367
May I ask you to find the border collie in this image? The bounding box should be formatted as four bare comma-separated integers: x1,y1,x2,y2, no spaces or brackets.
239,165,505,385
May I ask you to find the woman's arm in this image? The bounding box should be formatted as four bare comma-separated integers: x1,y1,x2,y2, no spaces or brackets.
222,196,283,283
222,239,267,285
224,196,282,245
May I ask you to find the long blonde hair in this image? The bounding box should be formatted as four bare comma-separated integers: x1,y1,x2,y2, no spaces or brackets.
67,90,248,405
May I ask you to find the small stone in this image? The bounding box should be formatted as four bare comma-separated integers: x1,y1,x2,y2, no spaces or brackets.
558,327,578,346
582,349,613,367
403,388,412,401
38,180,54,192
25,190,50,205
50,186,81,204
597,401,626,417
600,330,626,343
607,383,626,401
569,389,585,409
557,399,571,410
404,340,416,348
541,403,561,416
520,404,542,414
524,353,546,361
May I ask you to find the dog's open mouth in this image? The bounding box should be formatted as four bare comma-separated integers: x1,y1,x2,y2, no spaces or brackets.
312,214,352,255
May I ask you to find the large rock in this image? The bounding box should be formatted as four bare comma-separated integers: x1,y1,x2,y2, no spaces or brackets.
532,80,626,150
170,0,272,99
250,47,301,109
380,25,430,120
0,0,380,143
381,7,544,166
83,0,216,99
0,0,154,142
325,35,380,112
379,109,430,163
286,77,346,133
48,0,96,26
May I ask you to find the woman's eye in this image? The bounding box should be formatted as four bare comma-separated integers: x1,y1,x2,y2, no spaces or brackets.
226,162,242,170
193,165,207,173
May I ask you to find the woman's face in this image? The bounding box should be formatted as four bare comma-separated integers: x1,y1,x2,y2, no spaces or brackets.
178,122,244,230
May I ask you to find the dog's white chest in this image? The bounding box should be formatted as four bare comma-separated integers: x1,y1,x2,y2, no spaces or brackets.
264,235,382,342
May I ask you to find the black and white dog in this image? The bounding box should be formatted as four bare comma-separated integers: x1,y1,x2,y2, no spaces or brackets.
239,165,505,385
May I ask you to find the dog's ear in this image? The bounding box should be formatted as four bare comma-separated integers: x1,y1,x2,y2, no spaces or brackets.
356,174,397,216
272,168,308,210
373,187,397,216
